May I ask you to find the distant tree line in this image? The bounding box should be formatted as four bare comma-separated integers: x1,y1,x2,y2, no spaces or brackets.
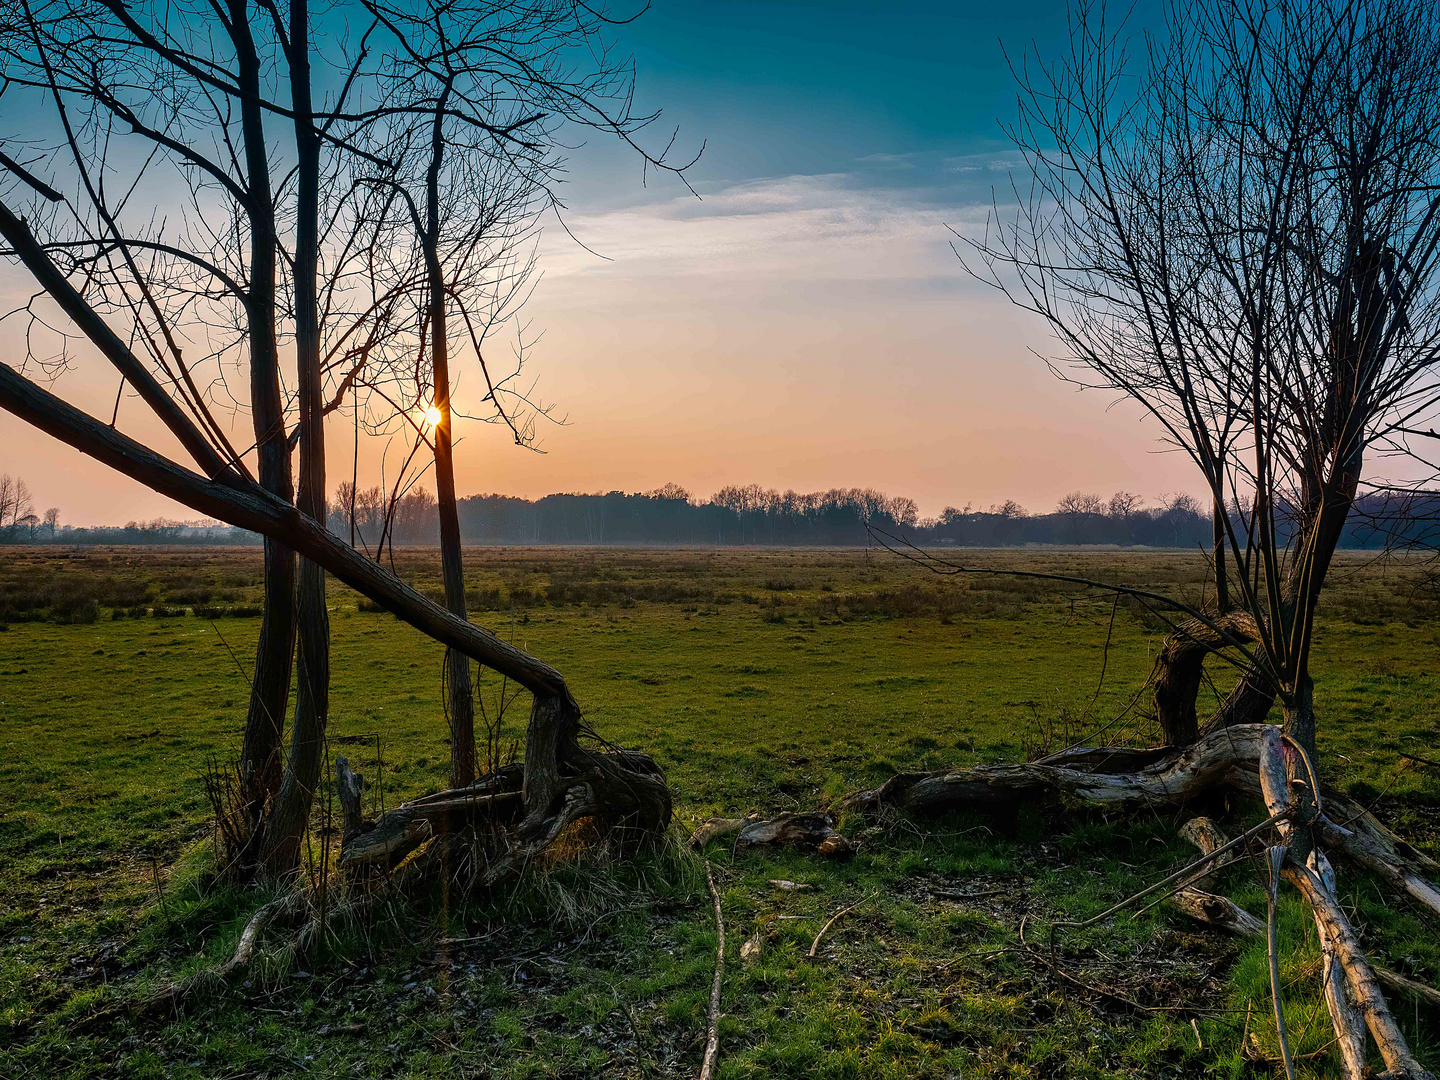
318,484,1439,549
10,477,1437,549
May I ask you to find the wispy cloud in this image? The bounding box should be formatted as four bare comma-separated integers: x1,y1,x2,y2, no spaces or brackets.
538,151,1024,298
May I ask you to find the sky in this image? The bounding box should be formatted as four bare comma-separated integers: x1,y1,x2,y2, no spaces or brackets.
0,0,1201,526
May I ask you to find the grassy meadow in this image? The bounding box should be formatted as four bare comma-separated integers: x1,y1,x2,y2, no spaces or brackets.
3,544,1440,1078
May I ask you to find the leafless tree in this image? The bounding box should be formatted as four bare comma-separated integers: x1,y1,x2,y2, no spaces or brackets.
970,0,1440,757
0,0,687,885
921,0,1440,1070
1106,491,1143,520
0,474,34,537
1056,490,1104,516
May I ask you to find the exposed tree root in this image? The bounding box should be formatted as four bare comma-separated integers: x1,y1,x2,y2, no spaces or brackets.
335,692,672,889
135,891,308,1015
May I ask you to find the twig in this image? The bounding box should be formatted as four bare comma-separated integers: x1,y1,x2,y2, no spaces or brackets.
809,891,877,958
1057,810,1288,932
1018,916,1201,1015
699,861,724,1080
1266,845,1297,1080
932,888,1006,902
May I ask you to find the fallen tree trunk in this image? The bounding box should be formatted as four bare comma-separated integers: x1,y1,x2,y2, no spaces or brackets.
1289,861,1435,1079
836,724,1440,907
1308,850,1369,1080
841,725,1268,816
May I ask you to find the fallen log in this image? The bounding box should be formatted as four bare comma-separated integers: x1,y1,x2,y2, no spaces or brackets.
1172,886,1265,937
338,751,669,875
1288,861,1436,1080
1307,850,1368,1080
736,813,853,858
1376,966,1440,1011
842,725,1269,816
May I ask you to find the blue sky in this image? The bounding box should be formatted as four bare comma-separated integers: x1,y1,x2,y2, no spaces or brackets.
3,0,1199,524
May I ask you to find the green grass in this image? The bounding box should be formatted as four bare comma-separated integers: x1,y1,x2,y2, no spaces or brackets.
2,546,1440,1077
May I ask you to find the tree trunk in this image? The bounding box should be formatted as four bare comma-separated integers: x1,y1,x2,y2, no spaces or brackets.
261,8,329,878
1212,497,1229,613
1282,675,1316,768
1151,612,1258,746
231,0,295,841
421,91,477,790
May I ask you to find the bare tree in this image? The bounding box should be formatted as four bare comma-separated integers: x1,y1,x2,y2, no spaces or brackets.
0,474,34,538
970,0,1440,757
1056,491,1104,516
0,0,689,884
917,0,1440,1070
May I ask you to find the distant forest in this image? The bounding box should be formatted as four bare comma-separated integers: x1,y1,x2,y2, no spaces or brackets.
7,479,1436,549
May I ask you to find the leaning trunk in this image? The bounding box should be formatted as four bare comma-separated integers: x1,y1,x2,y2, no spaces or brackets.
1152,612,1258,746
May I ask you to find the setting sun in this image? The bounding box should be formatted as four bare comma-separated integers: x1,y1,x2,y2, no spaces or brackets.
424,405,442,427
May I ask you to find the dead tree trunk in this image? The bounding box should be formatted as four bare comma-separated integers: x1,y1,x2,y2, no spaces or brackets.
1151,612,1259,746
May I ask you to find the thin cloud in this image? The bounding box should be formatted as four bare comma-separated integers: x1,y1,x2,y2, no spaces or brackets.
540,154,1019,294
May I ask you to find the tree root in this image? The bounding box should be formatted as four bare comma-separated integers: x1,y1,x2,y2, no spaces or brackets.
339,711,671,887
135,891,307,1015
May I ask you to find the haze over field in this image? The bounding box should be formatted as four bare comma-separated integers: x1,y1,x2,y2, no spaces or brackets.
0,0,1206,526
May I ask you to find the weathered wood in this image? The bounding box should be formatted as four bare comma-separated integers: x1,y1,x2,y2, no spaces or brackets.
1375,966,1440,1011
1318,815,1440,920
339,790,523,867
842,724,1269,816
1032,745,1178,772
1308,850,1368,1080
690,817,750,848
1172,886,1265,937
335,756,365,843
1288,861,1436,1080
1179,816,1228,888
736,813,853,858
